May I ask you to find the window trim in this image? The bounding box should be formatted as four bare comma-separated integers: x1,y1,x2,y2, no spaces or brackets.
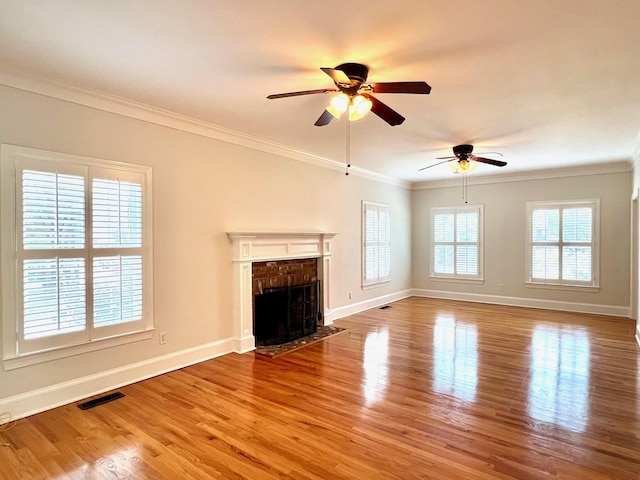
362,200,391,288
1,145,154,367
429,204,484,282
525,199,600,289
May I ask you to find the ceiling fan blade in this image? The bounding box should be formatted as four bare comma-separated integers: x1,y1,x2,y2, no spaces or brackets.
267,88,336,99
473,156,507,167
320,67,352,86
419,159,452,171
435,155,456,160
370,81,432,94
363,94,405,126
475,151,504,157
314,109,334,127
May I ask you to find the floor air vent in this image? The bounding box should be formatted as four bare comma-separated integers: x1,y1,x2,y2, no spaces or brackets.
380,305,391,310
78,392,125,410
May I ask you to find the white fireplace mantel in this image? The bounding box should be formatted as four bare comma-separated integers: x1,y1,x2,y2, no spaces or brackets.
226,231,337,353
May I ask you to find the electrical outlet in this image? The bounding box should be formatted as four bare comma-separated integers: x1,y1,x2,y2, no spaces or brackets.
159,332,167,345
498,283,504,292
349,291,353,299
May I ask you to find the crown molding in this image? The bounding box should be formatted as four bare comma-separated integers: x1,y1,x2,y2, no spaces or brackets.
411,160,633,190
0,70,410,190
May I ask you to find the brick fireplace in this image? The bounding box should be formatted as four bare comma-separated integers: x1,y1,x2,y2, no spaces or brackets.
226,232,336,353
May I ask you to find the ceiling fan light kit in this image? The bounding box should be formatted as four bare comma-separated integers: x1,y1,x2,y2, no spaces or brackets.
267,62,431,126
325,93,372,121
450,159,477,174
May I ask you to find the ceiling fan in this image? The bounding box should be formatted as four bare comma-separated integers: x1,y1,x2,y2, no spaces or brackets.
419,144,507,173
267,62,431,126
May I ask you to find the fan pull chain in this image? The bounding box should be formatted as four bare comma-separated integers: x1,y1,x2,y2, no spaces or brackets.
345,119,351,176
462,173,468,204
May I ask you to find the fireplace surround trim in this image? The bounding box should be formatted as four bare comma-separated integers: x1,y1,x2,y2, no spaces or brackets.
227,231,337,353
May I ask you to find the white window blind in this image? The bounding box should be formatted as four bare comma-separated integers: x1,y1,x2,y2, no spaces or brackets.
23,257,86,340
363,201,390,286
92,177,144,330
92,178,142,248
22,170,86,249
430,205,483,280
527,200,599,287
1,145,153,360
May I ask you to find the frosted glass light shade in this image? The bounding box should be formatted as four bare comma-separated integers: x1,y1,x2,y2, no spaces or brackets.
348,95,372,121
327,93,350,118
450,159,477,174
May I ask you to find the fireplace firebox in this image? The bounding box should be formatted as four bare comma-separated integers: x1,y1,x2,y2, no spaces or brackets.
252,258,320,346
254,282,319,346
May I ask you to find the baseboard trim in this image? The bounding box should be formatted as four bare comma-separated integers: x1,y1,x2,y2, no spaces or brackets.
328,289,413,322
636,326,640,348
0,338,233,423
232,335,256,354
410,289,630,318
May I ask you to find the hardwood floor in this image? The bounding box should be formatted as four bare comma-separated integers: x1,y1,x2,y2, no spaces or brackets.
1,297,640,479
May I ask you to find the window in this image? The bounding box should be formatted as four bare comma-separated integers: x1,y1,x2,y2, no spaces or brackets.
1,145,153,364
526,200,599,288
430,205,483,281
362,201,390,287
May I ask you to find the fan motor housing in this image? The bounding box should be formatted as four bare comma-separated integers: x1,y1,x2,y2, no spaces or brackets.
335,63,369,85
453,144,474,158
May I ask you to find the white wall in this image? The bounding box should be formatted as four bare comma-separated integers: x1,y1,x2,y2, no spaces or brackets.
0,85,412,417
411,172,632,314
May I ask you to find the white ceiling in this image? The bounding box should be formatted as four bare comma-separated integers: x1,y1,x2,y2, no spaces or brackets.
1,0,639,184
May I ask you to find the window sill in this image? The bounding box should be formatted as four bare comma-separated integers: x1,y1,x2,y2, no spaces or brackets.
525,282,600,293
429,276,484,285
2,329,155,371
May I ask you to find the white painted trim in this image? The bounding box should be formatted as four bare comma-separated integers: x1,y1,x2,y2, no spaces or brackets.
325,287,630,324
429,204,484,281
0,71,409,189
328,289,413,322
0,338,233,423
226,232,337,352
362,201,391,287
525,199,600,289
232,336,256,355
1,145,155,362
411,289,630,317
636,325,640,348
